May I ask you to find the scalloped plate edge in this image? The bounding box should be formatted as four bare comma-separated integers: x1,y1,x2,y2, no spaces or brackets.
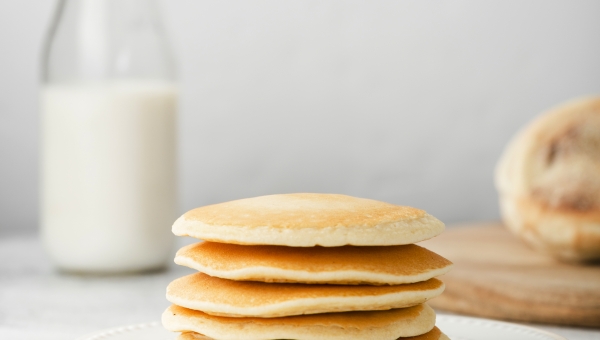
75,322,166,340
436,314,567,340
76,315,567,340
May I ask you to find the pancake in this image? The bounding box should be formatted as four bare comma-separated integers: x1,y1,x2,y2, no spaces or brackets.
163,303,436,340
172,193,444,246
176,326,449,340
175,242,453,285
166,273,444,317
177,333,212,340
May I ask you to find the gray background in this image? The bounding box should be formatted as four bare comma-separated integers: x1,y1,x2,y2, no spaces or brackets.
2,0,600,235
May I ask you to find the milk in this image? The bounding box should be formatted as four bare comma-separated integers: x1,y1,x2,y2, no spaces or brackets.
41,81,177,273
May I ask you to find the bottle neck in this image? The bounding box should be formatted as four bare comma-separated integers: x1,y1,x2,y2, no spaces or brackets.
43,0,175,84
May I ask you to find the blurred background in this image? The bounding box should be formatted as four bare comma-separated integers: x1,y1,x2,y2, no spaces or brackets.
2,2,600,339
2,0,600,236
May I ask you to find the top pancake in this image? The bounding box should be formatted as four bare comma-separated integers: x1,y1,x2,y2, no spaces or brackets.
172,193,444,246
175,242,452,285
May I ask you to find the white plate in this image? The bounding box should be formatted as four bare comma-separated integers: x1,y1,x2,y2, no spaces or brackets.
436,315,566,340
76,315,566,340
75,322,175,340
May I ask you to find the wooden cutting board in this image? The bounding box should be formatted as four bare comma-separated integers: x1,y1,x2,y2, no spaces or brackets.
419,222,600,327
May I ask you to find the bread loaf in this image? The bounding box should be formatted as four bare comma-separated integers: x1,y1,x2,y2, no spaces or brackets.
495,97,600,262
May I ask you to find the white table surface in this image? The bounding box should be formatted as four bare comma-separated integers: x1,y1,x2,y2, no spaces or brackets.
0,234,598,340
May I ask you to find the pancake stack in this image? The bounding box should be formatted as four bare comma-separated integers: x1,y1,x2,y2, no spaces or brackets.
162,193,452,340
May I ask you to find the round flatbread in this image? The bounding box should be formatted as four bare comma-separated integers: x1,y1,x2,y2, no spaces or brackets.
166,273,444,318
172,193,444,247
176,326,449,340
175,242,452,285
163,303,436,340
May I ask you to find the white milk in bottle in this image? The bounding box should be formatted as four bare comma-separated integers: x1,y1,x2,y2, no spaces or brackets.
41,81,177,272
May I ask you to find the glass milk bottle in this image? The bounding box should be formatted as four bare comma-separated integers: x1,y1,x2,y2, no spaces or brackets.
41,0,177,273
